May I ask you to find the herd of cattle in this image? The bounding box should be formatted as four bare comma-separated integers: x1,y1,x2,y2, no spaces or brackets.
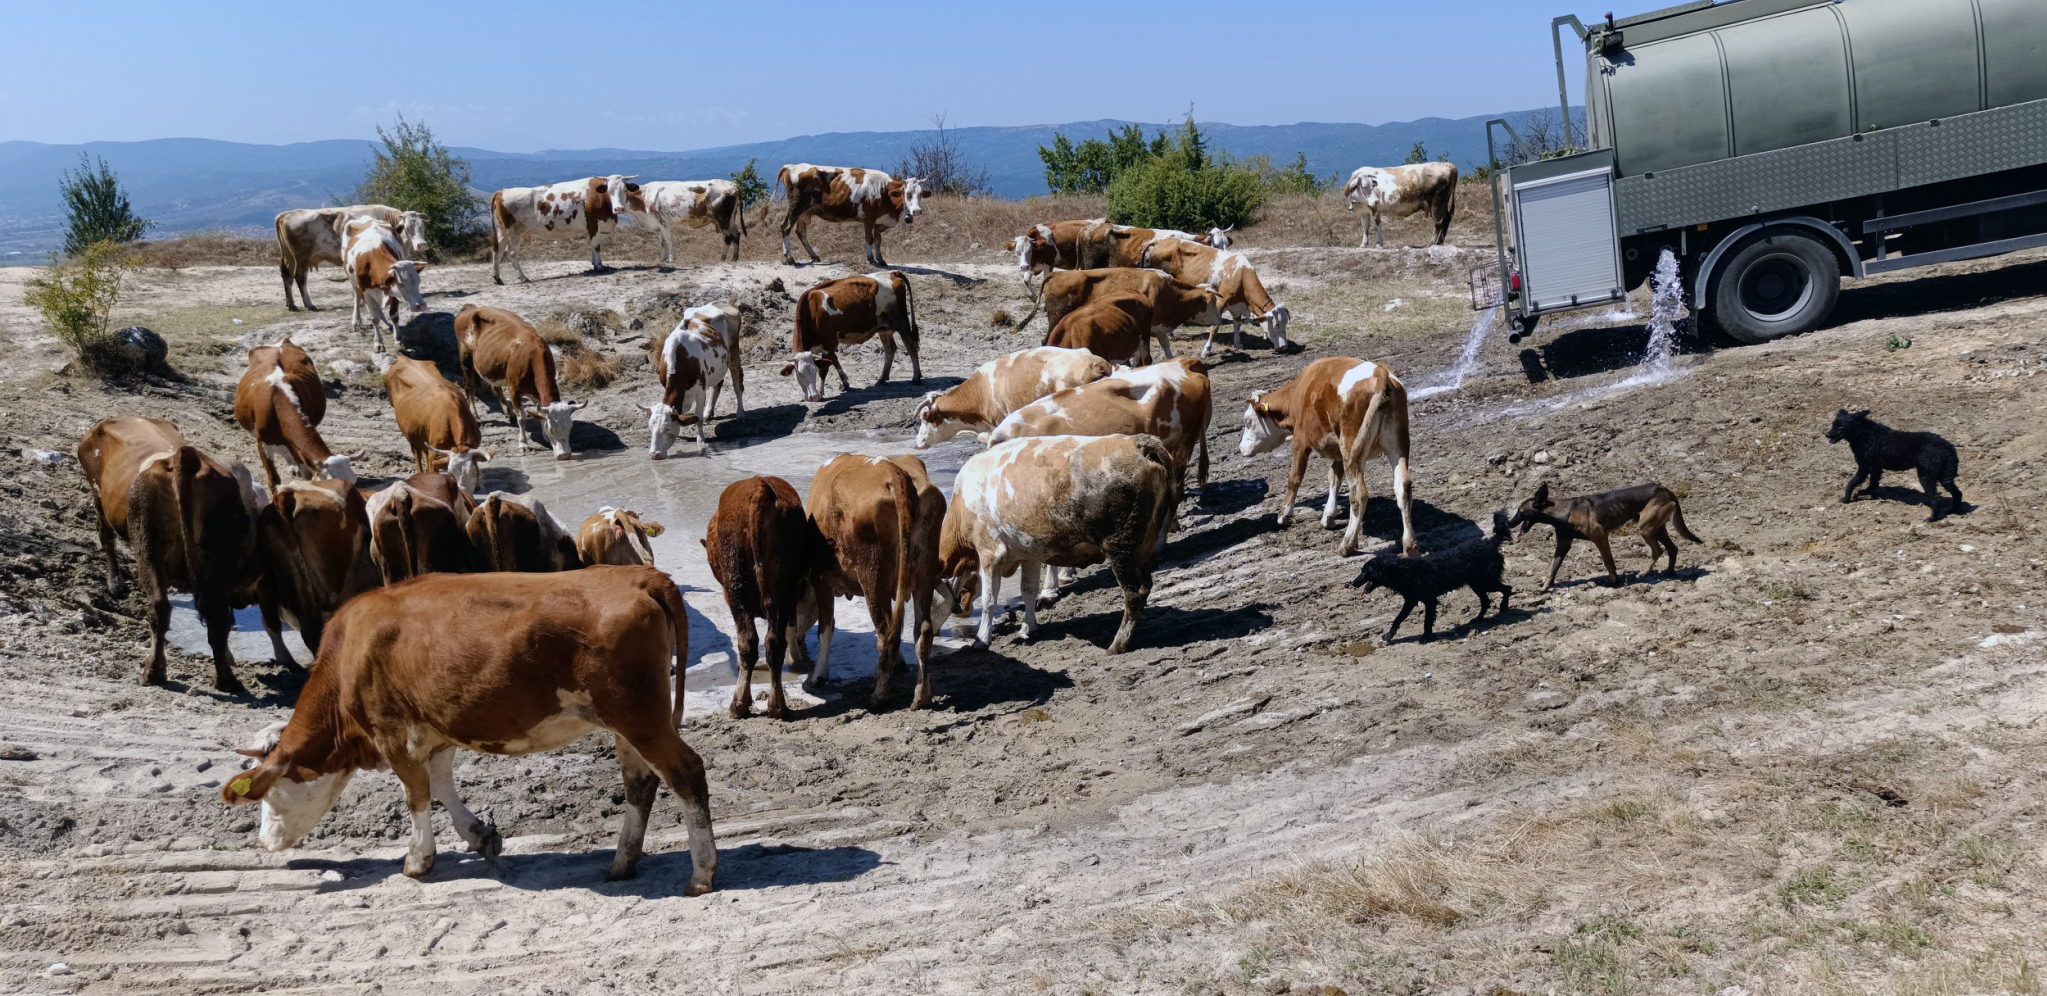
72,158,1470,892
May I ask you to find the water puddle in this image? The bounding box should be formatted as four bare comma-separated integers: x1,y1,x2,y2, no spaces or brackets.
1410,306,1499,400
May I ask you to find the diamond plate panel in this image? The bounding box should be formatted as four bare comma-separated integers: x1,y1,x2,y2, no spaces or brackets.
1614,131,1896,232
1895,99,2047,187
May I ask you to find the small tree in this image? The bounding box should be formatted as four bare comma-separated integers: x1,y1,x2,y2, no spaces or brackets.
60,155,148,257
1039,123,1168,194
1259,152,1328,195
349,116,483,255
893,113,990,196
1503,107,1588,165
25,240,134,371
1404,142,1429,165
730,157,767,211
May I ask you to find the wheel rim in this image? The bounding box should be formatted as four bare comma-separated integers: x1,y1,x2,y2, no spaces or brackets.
1736,251,1815,325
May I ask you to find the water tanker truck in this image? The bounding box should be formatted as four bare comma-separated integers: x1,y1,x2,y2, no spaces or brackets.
1485,0,2047,343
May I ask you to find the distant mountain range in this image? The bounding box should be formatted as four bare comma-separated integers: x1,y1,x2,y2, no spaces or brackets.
0,110,1564,257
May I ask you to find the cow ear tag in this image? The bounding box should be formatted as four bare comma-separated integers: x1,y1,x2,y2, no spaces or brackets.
230,777,253,797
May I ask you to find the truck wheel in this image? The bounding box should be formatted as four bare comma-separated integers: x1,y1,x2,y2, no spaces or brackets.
1707,230,1841,344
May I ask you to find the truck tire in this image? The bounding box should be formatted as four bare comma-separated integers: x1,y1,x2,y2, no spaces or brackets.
1706,230,1841,344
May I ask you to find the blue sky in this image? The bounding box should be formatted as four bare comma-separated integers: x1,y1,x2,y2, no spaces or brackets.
1,1,1586,150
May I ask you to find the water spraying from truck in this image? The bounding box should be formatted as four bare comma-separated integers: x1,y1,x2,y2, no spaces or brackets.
1495,249,1689,419
1411,306,1499,400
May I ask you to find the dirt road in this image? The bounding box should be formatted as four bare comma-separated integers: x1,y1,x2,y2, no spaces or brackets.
2,239,2044,995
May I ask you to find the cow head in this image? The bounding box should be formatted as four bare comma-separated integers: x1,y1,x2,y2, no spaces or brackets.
1204,226,1234,250
780,350,837,403
433,446,489,493
1344,169,1381,208
1238,394,1288,457
221,720,357,852
1262,304,1292,350
604,174,642,222
1012,225,1055,273
899,177,926,224
524,401,585,459
396,211,430,255
642,402,686,459
316,452,359,485
386,259,430,317
913,391,978,448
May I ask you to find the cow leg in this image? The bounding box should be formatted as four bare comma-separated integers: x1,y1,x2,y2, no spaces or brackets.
867,588,903,709
1390,452,1417,556
833,355,853,393
729,351,746,414
608,739,660,880
1104,550,1152,656
973,565,1001,648
91,501,126,594
909,585,935,711
350,287,362,332
1319,461,1343,528
762,612,791,720
197,588,248,696
428,747,500,866
1375,211,1387,249
1277,446,1311,527
256,584,298,670
1231,313,1246,350
135,558,170,687
658,225,674,267
385,755,439,878
727,609,759,719
588,238,605,273
1360,213,1372,249
1337,456,1372,556
1016,561,1043,641
780,216,797,265
807,592,835,694
877,333,897,385
620,727,718,895
796,220,821,263
1200,325,1222,359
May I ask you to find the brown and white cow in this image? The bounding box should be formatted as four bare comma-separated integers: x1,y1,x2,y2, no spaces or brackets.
912,346,1113,448
1005,219,1232,289
453,305,584,459
637,179,746,262
765,164,926,266
1140,238,1291,355
1343,162,1458,248
233,340,357,490
801,455,948,710
77,417,264,693
651,300,745,416
489,174,641,283
255,478,378,667
220,566,717,892
365,475,477,585
643,309,733,458
702,475,828,719
576,507,665,567
1238,357,1417,557
343,217,429,354
1043,279,1225,365
939,434,1179,654
468,491,582,573
989,356,1214,488
779,272,921,403
274,205,427,311
383,355,489,492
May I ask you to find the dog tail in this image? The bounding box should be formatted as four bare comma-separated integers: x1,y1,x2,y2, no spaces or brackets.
1670,499,1702,544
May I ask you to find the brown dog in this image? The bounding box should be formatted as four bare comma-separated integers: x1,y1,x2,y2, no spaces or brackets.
1508,482,1701,589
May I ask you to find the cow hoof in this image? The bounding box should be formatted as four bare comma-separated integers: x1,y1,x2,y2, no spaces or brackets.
402,853,435,879
604,860,640,882
473,825,503,862
766,702,787,721
727,702,751,720
683,877,714,897
910,691,932,711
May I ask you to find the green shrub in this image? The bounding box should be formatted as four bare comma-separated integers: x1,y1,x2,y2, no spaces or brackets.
731,158,767,211
1106,154,1264,231
60,154,149,257
25,240,134,371
349,116,484,256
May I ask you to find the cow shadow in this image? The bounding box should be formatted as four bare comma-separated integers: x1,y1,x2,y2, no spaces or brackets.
158,661,310,709
1025,602,1276,654
567,420,626,453
702,403,808,449
1160,512,1285,566
890,264,985,287
290,841,883,896
811,376,958,420
1192,478,1268,515
801,645,1074,718
1337,495,1485,554
1517,318,1711,384
477,465,533,494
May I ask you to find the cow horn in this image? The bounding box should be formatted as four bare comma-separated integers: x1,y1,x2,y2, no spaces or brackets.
233,747,266,758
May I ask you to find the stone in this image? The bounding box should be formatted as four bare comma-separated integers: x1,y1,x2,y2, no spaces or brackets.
111,326,167,368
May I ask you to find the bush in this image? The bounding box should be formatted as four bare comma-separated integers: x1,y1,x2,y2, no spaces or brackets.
1106,154,1264,232
25,240,134,371
348,116,484,256
60,155,149,257
731,158,767,212
1039,123,1169,195
1248,152,1333,196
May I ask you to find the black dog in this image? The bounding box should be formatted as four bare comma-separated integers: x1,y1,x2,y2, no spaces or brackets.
1826,409,1963,521
1349,511,1512,643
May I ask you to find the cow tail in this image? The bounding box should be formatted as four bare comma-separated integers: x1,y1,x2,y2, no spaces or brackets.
476,495,504,572
170,447,208,591
488,190,504,253
758,167,786,227
274,214,297,281
886,462,916,646
391,489,421,580
645,570,691,726
1345,378,1393,487
901,273,918,342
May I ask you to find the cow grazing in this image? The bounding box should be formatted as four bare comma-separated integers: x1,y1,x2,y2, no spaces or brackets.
342,218,429,353
780,272,921,403
637,179,747,262
939,434,1179,654
703,476,827,719
1045,283,1225,365
468,492,582,573
1238,357,1417,557
233,340,357,490
651,301,746,417
766,164,925,266
274,205,427,311
990,356,1214,488
453,305,584,459
577,507,665,567
255,479,377,666
801,455,948,710
489,174,641,283
1034,268,1228,358
644,309,733,458
913,346,1114,448
1343,163,1459,248
365,476,477,585
1141,239,1290,355
1006,219,1233,286
220,566,717,892
77,417,264,693
383,355,488,492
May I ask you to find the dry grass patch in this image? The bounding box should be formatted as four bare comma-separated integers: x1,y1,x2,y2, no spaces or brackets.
129,230,276,270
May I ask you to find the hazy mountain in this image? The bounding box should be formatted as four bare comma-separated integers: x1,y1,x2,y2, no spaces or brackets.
0,111,1560,257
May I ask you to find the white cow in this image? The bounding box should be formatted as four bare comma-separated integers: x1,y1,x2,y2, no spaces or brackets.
1342,163,1459,248
636,179,747,262
643,310,733,458
488,175,640,283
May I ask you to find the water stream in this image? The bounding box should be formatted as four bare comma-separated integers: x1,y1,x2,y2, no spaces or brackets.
1409,306,1499,400
1497,248,1690,419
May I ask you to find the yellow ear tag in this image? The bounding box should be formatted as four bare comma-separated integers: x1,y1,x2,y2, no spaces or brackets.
230,777,253,797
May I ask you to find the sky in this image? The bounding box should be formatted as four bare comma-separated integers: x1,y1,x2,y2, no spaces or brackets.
0,1,1586,151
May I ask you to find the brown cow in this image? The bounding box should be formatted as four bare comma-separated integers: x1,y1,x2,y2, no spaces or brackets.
1005,219,1233,286
220,566,717,893
383,355,489,492
1035,268,1225,348
489,174,641,283
1238,357,1417,557
1343,163,1459,248
255,479,377,666
779,272,921,403
703,476,827,719
343,217,429,354
1141,239,1291,355
643,308,735,458
468,491,582,573
365,477,477,585
800,455,948,710
77,417,264,693
765,164,926,266
1044,281,1224,365
274,205,426,311
233,340,357,490
453,305,584,459
576,507,666,567
990,356,1214,488
912,346,1114,448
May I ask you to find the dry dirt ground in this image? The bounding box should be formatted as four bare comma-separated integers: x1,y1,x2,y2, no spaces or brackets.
1,214,2045,996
